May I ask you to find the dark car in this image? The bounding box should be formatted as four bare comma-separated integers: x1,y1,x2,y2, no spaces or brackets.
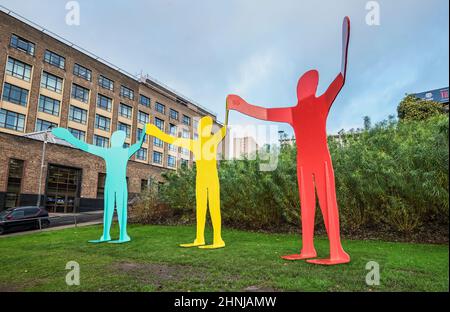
0,206,50,235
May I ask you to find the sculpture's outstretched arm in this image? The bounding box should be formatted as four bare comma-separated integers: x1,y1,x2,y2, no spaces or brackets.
128,130,146,158
52,127,106,157
323,16,350,107
146,124,194,151
211,125,227,145
226,95,292,124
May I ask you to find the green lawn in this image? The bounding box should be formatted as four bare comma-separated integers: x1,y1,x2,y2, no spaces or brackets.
0,224,448,292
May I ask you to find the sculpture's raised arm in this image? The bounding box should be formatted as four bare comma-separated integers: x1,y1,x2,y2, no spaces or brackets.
52,127,106,158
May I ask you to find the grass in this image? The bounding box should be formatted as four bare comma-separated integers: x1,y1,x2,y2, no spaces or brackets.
0,224,448,292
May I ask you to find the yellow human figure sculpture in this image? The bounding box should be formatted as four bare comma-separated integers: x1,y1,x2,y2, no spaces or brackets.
146,116,227,249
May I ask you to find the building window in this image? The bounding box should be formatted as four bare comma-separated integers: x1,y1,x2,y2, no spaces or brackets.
97,94,112,111
44,50,65,69
168,144,177,152
155,117,164,130
68,105,87,124
5,159,25,209
120,85,134,100
141,179,149,192
35,119,57,132
155,102,165,114
95,114,111,131
167,155,176,168
170,109,179,120
71,84,90,103
182,115,191,126
45,165,81,213
73,63,92,81
68,128,86,141
180,159,189,168
138,111,150,125
181,148,190,155
118,122,131,138
97,173,106,198
10,34,35,56
138,111,149,124
153,151,162,164
169,123,177,136
6,57,32,82
136,127,147,142
38,95,60,116
41,71,63,93
182,129,190,139
119,103,133,119
98,75,114,91
136,147,147,161
153,137,163,148
0,109,25,132
139,94,151,107
93,135,109,148
2,83,28,107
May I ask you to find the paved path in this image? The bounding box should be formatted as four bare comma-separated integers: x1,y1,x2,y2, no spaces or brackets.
0,211,105,238
0,220,102,238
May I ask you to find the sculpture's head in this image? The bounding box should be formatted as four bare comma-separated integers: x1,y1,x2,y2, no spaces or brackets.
111,130,126,147
297,69,319,103
199,116,213,138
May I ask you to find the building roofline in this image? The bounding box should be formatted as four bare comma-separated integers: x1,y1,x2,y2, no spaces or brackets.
0,5,217,119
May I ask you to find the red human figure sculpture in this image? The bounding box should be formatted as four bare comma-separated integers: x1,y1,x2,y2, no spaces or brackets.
227,17,351,265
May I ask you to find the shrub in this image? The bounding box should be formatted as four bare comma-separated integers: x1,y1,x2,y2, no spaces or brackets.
130,115,449,241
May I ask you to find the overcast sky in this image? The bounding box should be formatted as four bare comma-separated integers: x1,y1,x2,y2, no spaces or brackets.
0,0,448,138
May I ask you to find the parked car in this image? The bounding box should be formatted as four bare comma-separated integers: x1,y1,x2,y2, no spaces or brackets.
0,206,50,235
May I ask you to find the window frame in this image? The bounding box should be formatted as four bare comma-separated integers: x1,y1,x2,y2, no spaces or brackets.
2,83,29,107
73,63,92,81
120,85,134,100
98,75,114,91
95,114,111,132
6,57,32,82
155,102,165,114
44,50,66,69
119,103,133,119
10,34,35,56
0,109,25,132
38,95,60,116
68,128,86,141
35,119,58,132
68,105,88,124
40,71,63,93
96,94,112,112
71,83,90,103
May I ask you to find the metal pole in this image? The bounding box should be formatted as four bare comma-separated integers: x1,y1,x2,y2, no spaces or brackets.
37,129,49,207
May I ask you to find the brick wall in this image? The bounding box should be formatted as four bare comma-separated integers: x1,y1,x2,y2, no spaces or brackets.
0,132,166,210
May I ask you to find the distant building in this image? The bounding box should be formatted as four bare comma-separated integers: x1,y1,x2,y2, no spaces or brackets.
233,136,259,159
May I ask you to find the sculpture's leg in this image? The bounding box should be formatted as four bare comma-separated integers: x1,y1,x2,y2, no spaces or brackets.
199,182,225,249
282,166,317,260
307,161,350,265
89,187,113,243
180,179,206,247
109,188,131,243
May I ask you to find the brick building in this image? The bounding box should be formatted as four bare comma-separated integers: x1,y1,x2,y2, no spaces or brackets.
0,8,222,212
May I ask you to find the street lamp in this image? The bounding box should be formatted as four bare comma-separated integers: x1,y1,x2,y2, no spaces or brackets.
36,126,53,207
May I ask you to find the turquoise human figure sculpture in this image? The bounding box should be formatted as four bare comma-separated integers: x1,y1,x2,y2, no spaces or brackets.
52,127,145,243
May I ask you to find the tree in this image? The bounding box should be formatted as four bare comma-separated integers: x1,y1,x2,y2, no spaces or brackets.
397,94,444,121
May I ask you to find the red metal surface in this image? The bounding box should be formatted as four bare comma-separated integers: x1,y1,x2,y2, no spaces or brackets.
227,17,351,265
